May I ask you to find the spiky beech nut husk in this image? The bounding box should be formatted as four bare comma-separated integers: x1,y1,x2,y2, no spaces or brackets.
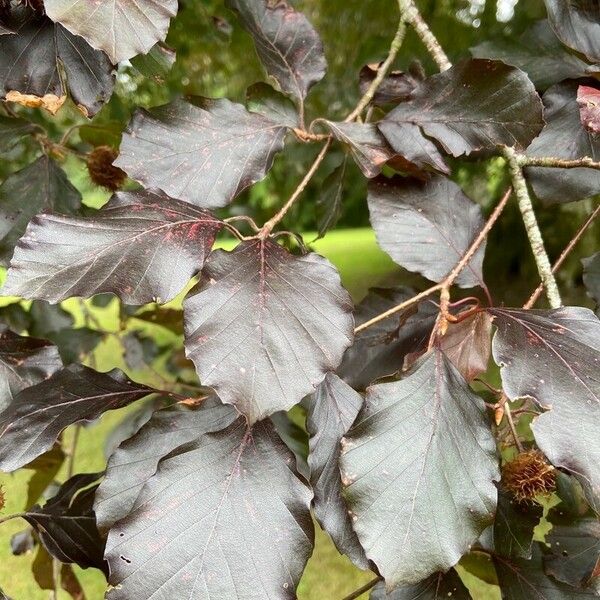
87,146,127,191
502,450,555,503
0,485,5,511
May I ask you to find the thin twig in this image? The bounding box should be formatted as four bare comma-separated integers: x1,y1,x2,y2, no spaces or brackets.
66,424,81,479
519,155,600,170
524,203,600,309
504,401,524,453
397,0,451,71
258,138,332,238
356,188,511,334
341,576,383,600
0,512,26,526
503,146,562,309
345,17,407,122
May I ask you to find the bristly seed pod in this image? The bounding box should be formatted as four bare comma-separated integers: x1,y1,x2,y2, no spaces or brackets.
501,450,555,503
87,146,127,191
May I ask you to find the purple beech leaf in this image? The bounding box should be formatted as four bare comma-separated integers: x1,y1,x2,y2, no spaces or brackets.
489,307,600,507
116,97,288,209
578,85,600,134
0,329,63,413
0,365,155,472
3,189,222,305
338,286,437,390
0,156,81,266
495,543,599,599
225,0,326,104
367,175,487,288
0,5,114,117
525,81,600,205
340,350,499,588
306,373,368,569
439,311,493,382
105,418,314,599
370,569,470,599
0,115,37,153
321,121,401,178
246,82,300,128
494,488,543,560
94,398,237,531
471,20,592,91
544,0,600,64
184,239,354,423
24,473,107,575
358,64,422,106
544,504,600,592
25,443,66,508
379,58,544,158
582,252,600,308
316,154,350,239
44,0,177,64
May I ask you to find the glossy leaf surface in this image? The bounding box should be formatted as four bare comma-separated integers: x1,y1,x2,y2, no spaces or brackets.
116,98,287,208
45,0,177,63
105,419,314,599
225,0,326,103
0,366,154,472
184,239,354,423
340,350,498,587
490,307,600,506
306,373,368,568
3,189,222,305
370,569,470,599
379,59,543,157
95,399,237,531
368,175,486,288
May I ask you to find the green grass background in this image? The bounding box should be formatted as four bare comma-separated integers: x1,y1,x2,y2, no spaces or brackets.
0,229,498,599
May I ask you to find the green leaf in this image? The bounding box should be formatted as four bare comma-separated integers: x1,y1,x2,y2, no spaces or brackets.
130,42,176,83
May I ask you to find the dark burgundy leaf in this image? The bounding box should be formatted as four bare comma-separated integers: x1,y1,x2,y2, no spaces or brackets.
28,301,74,338
578,85,600,133
116,98,287,209
0,115,37,153
45,0,177,63
306,373,368,569
582,252,600,308
0,302,30,333
544,503,600,592
0,5,114,116
3,189,222,305
60,564,85,600
321,121,399,178
544,0,600,63
370,569,470,599
95,398,237,531
130,42,176,83
10,529,35,555
225,0,326,104
368,175,486,288
47,328,105,365
246,82,299,128
0,156,81,266
338,287,437,390
489,307,600,507
121,332,161,371
132,307,184,335
379,59,543,158
0,329,63,412
184,239,354,423
340,350,498,587
495,543,598,599
25,443,66,507
0,365,155,472
494,488,543,560
525,81,600,205
377,121,450,175
24,472,107,574
316,154,350,239
471,20,592,91
358,64,421,106
440,311,493,382
105,419,314,599
31,544,54,590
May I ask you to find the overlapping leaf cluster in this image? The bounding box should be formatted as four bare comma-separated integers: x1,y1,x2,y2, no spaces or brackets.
0,0,599,598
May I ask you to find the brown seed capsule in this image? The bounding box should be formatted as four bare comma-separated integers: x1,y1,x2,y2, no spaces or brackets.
502,450,555,503
0,485,5,511
87,146,127,191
